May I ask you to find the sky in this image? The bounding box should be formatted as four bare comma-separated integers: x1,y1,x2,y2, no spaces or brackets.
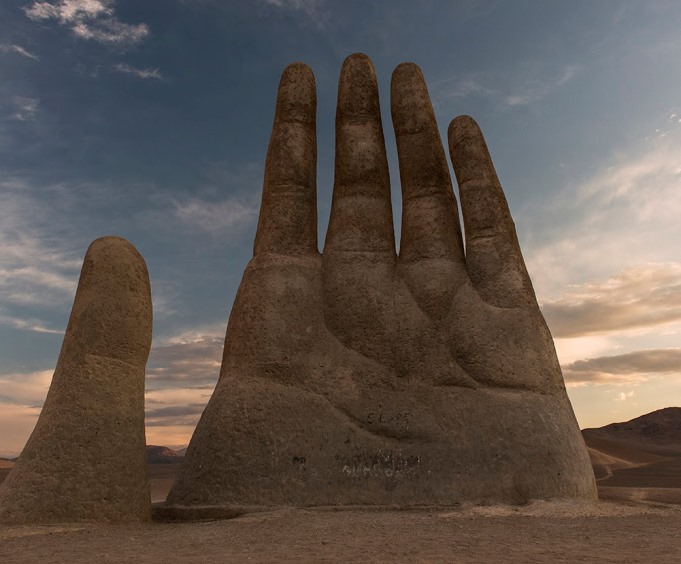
1,0,681,456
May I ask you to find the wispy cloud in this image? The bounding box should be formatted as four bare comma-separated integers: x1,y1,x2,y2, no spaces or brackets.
504,65,580,107
0,178,82,330
0,264,77,299
0,312,64,334
168,160,261,235
562,348,681,386
524,122,681,302
0,369,53,405
433,64,579,108
138,326,224,440
552,336,616,366
521,119,681,405
261,0,328,27
0,404,42,458
113,63,163,80
144,371,217,437
433,77,493,102
174,197,259,235
541,263,681,338
25,0,111,20
147,333,223,386
145,403,207,427
577,141,681,217
0,326,225,454
0,370,53,455
12,97,39,121
0,44,39,61
24,0,149,46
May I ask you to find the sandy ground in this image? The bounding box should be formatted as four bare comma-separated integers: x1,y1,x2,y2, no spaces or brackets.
149,463,182,503
4,462,681,562
1,500,681,563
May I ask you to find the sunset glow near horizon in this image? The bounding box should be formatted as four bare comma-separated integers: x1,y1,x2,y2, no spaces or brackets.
1,1,681,456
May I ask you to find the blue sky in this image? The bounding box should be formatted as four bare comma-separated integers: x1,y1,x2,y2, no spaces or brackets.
1,0,681,455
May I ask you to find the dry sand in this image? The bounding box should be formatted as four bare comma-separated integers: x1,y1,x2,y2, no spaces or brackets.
1,500,680,563
149,463,182,503
4,452,680,562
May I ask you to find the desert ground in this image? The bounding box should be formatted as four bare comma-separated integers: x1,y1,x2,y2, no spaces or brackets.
1,461,680,563
0,499,680,563
2,409,679,563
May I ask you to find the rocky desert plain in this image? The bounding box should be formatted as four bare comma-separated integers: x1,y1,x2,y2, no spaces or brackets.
1,407,680,563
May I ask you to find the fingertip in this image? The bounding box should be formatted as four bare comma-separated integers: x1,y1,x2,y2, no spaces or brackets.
337,53,380,120
85,236,146,271
391,63,426,112
391,62,424,88
339,53,377,87
448,115,497,187
280,61,315,87
87,235,132,253
276,62,317,125
390,62,434,136
448,115,480,143
343,52,374,67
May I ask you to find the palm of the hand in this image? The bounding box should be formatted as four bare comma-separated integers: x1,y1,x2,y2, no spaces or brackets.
225,252,559,393
446,283,562,391
168,55,595,508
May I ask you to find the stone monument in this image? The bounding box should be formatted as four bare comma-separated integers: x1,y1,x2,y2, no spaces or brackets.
166,53,597,508
0,236,153,524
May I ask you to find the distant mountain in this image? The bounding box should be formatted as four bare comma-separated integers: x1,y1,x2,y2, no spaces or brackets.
146,445,184,464
582,407,681,488
583,407,681,445
163,444,189,453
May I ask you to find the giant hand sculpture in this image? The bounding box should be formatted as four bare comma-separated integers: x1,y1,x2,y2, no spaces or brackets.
168,54,596,508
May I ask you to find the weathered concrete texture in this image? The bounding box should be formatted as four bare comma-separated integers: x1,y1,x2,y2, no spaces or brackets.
167,54,597,509
0,237,153,524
